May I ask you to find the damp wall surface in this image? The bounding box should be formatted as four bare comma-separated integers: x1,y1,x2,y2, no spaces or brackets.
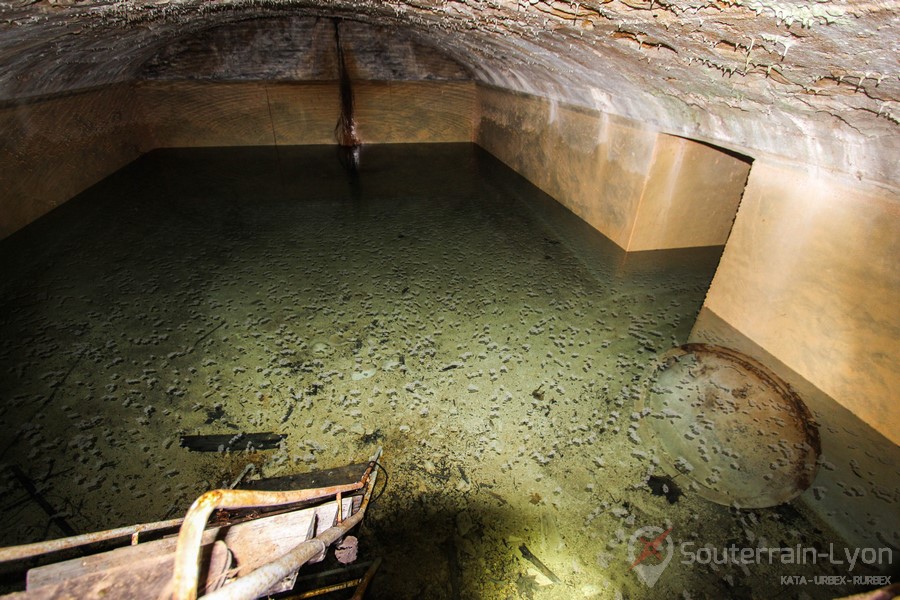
0,16,477,239
689,308,900,550
135,80,476,149
476,82,899,452
692,162,900,445
476,85,752,252
0,80,476,239
1,79,750,250
0,85,150,240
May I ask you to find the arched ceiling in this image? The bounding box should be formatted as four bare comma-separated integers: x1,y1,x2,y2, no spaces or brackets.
1,0,897,182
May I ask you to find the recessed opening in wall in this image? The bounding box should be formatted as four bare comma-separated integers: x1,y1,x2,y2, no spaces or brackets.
688,137,755,165
474,86,755,257
626,133,753,253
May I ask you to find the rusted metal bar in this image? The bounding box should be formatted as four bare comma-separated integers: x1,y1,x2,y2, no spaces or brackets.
286,556,381,599
292,578,362,599
197,455,381,600
0,517,184,564
333,19,360,149
172,484,363,600
199,512,360,600
350,556,382,600
173,448,381,600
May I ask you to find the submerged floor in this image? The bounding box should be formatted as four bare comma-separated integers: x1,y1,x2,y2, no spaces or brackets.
0,144,883,598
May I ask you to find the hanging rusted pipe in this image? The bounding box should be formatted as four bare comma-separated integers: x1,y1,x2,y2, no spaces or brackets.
334,19,360,149
333,19,361,177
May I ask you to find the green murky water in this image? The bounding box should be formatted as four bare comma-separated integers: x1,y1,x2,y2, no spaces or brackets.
0,144,880,598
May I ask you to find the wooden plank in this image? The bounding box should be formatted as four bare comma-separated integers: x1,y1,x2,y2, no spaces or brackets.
22,540,230,600
179,432,285,452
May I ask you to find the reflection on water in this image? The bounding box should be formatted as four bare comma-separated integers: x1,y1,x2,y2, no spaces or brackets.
0,144,875,598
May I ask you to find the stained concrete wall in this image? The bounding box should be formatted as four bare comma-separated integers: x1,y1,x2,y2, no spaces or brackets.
476,85,750,251
627,135,750,251
692,161,900,446
136,81,277,148
477,83,899,452
136,80,475,148
0,15,477,240
0,80,476,238
477,85,654,249
0,85,150,240
0,79,745,255
689,307,900,550
352,82,475,144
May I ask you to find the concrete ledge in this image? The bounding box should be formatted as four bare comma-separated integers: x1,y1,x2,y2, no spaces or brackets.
628,135,750,251
137,80,476,149
696,161,899,446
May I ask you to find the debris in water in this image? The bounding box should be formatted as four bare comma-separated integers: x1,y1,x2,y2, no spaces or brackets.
648,474,683,504
333,18,361,176
179,432,286,452
229,463,256,489
361,429,383,444
335,535,358,564
204,405,226,424
519,543,561,584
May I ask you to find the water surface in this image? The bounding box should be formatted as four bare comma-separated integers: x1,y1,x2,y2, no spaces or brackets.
0,144,860,598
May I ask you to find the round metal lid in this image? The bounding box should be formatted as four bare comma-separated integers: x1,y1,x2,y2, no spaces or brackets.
637,344,820,508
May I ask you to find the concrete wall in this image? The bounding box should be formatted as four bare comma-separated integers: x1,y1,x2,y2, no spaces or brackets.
136,80,475,149
628,135,750,251
689,307,900,550
5,79,754,248
0,15,478,239
476,81,898,466
476,85,750,251
0,80,476,238
0,85,149,240
692,161,900,446
477,85,654,248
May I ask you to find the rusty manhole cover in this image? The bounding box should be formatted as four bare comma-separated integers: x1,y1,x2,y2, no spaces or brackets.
637,344,820,508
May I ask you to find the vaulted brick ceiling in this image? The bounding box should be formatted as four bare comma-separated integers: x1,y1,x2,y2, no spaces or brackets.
1,0,896,181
